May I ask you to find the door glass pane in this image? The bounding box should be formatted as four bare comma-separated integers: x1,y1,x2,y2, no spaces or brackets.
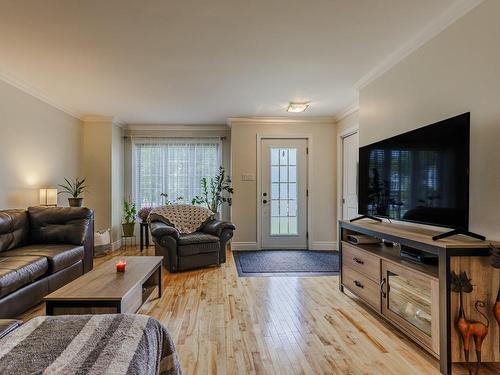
271,149,280,165
288,149,297,165
289,183,297,200
280,166,288,182
271,166,279,182
270,147,298,235
387,271,432,336
271,183,279,198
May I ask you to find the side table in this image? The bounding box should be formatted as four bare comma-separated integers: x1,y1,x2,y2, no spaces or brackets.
139,222,151,253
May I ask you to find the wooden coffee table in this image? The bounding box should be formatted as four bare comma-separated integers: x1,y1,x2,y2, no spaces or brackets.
44,256,163,316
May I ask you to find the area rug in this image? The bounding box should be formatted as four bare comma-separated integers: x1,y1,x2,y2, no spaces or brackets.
233,250,339,277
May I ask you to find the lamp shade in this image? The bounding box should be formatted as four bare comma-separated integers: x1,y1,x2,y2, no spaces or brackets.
39,188,58,206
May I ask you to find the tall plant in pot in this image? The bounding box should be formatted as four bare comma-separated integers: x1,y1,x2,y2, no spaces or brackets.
58,177,86,207
122,199,137,237
192,166,233,215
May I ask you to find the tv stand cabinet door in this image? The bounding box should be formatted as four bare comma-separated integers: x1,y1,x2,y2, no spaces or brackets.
381,260,439,356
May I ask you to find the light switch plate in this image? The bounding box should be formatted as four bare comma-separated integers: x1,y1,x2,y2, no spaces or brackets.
241,173,255,181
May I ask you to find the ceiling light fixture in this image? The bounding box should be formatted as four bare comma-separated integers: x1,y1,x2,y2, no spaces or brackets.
287,102,310,113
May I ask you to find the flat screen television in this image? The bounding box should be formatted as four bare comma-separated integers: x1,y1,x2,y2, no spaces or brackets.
358,113,470,230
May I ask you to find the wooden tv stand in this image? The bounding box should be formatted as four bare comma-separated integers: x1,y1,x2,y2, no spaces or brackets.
339,220,500,375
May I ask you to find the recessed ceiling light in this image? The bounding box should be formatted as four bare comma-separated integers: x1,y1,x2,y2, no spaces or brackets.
287,102,310,113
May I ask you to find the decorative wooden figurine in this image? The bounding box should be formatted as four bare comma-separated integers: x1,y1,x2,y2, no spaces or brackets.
488,244,500,348
451,271,489,375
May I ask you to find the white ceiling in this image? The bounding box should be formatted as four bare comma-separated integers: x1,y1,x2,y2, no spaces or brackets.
0,0,465,124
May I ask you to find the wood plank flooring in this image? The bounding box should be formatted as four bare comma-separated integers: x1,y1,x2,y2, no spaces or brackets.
19,246,440,375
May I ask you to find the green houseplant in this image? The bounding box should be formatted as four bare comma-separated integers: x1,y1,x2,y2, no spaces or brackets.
58,177,87,207
122,198,137,237
192,166,233,214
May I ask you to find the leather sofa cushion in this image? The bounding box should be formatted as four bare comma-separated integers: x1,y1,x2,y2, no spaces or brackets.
0,244,84,274
0,210,29,253
0,256,48,298
178,232,219,245
178,241,220,257
28,206,92,245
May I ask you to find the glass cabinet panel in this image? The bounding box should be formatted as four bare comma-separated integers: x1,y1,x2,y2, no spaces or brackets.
386,270,432,336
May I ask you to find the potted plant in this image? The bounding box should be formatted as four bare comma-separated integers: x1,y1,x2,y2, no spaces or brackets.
122,198,137,237
160,193,184,205
58,177,87,207
192,166,233,215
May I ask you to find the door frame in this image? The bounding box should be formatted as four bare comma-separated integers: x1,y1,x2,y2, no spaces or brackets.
257,134,313,250
337,126,359,225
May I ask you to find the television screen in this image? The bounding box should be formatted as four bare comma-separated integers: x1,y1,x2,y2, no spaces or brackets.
358,113,470,230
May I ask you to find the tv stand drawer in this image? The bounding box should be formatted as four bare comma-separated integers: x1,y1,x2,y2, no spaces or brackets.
342,265,381,311
342,242,380,282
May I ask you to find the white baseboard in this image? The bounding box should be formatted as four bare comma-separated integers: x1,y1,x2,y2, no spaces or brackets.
232,241,338,251
309,241,338,251
231,242,259,251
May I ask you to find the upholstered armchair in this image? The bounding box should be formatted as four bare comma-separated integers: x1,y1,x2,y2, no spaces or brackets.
149,207,235,272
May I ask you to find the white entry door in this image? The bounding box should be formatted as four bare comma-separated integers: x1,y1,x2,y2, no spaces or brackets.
342,132,359,220
261,139,308,249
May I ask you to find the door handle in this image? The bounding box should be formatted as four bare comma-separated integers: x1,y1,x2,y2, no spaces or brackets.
354,280,364,289
380,278,386,298
263,200,268,204
263,192,267,197
353,257,364,265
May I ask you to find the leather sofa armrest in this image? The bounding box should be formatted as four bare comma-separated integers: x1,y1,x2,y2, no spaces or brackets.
150,221,180,240
201,220,236,237
0,319,22,339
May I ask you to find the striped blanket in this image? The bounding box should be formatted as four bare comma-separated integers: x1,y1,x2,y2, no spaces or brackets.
0,314,181,375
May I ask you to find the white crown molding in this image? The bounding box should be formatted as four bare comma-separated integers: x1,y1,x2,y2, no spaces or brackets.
353,0,485,91
334,102,359,123
125,124,229,131
82,115,114,123
227,116,336,127
81,115,127,127
0,70,83,120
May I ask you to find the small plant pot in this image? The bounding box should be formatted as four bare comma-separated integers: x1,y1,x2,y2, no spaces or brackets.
122,222,135,237
68,197,83,207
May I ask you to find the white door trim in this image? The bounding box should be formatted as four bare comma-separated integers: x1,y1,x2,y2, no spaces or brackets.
257,134,313,250
337,126,359,226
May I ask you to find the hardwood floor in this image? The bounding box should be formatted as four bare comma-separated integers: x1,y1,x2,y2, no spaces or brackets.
20,246,440,375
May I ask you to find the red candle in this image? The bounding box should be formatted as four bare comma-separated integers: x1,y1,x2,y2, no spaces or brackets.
116,260,126,272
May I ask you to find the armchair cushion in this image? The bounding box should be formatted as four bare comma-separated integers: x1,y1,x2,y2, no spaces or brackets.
178,232,219,246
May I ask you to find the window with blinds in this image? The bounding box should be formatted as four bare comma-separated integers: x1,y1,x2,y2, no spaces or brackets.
133,139,221,208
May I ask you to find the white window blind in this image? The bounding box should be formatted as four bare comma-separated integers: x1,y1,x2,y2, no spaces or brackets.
133,138,221,208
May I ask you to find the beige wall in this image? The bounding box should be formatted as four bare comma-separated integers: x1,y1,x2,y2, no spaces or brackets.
82,119,124,242
359,0,500,239
82,121,112,235
231,119,337,250
111,124,124,241
0,80,83,208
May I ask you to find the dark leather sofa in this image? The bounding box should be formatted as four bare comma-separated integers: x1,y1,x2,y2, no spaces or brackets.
150,216,235,272
0,206,94,318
